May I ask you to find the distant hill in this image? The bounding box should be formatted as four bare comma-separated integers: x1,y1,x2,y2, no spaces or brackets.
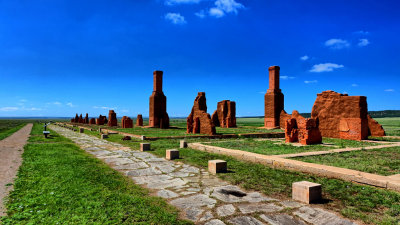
238,110,400,119
368,110,400,118
301,110,400,118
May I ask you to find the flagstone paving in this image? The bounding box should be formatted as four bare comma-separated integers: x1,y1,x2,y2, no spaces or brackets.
50,125,357,225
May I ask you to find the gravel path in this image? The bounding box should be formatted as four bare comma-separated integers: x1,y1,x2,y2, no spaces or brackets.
50,124,357,225
0,123,33,216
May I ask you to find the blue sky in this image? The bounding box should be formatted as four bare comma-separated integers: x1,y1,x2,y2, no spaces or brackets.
0,0,399,117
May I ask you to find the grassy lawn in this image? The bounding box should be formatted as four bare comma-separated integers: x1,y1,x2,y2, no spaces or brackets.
1,124,191,225
204,137,379,156
0,120,30,140
81,130,400,224
295,146,400,176
375,117,400,136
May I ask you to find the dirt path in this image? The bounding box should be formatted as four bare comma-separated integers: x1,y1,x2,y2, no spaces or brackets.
0,123,33,217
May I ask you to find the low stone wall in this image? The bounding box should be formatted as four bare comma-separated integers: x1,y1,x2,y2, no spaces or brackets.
188,143,400,192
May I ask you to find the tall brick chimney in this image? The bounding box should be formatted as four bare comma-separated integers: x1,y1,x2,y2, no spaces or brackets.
149,70,170,128
153,71,163,92
264,66,284,128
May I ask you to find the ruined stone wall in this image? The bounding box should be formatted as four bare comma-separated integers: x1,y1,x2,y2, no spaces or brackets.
284,110,322,145
107,110,118,127
211,100,236,128
136,114,143,126
121,116,133,128
187,92,216,135
367,115,386,137
96,115,107,125
311,91,369,140
89,118,96,125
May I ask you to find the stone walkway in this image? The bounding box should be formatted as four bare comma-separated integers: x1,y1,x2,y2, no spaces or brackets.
0,124,33,216
50,125,357,225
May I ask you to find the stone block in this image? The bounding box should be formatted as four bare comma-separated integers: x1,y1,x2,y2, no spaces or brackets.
166,149,179,160
208,160,227,174
79,128,84,133
292,181,321,204
180,140,188,148
140,143,151,151
101,134,108,139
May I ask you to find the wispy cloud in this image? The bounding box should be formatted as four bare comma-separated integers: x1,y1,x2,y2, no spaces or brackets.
165,0,201,5
66,102,76,107
120,109,129,113
310,63,344,73
358,38,370,47
0,106,42,112
304,80,318,84
325,39,350,49
93,106,117,110
258,91,265,94
0,107,19,112
300,55,309,61
195,10,206,18
351,84,358,87
354,30,370,35
165,13,187,25
26,107,42,111
385,89,395,92
281,76,295,80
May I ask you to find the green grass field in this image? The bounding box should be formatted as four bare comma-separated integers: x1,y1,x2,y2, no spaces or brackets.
1,124,191,224
205,137,379,155
295,146,400,176
375,117,400,136
80,129,400,224
0,120,31,140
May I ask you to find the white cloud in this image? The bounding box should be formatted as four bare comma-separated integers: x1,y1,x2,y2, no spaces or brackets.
93,106,117,110
165,0,201,5
26,107,42,111
358,38,370,47
258,91,265,94
165,13,187,25
215,0,244,14
53,101,62,106
385,89,395,92
280,76,295,80
351,84,358,87
304,80,318,84
66,102,76,107
0,107,19,112
300,55,309,61
325,39,350,49
120,109,129,113
195,10,206,18
310,63,344,73
209,0,244,18
209,7,225,18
